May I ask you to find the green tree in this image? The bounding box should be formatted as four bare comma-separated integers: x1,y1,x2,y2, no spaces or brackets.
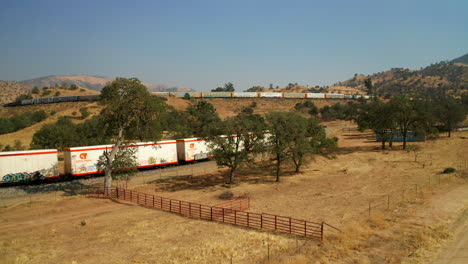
15,93,32,102
389,96,432,149
31,87,40,94
364,78,376,100
290,118,336,173
97,146,139,183
79,107,90,119
265,112,299,181
69,84,78,90
212,82,235,92
99,77,166,188
356,100,397,150
30,117,81,149
186,101,221,137
434,96,466,137
208,114,267,184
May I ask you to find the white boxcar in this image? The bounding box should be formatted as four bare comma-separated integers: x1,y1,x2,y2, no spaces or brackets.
64,140,178,176
306,93,325,99
283,93,306,99
325,93,345,99
259,92,283,98
176,138,212,162
0,149,59,183
232,92,258,98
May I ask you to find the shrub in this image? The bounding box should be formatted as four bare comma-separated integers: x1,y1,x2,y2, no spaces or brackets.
55,91,61,96
218,190,234,200
15,93,33,102
79,107,90,118
241,107,253,114
31,87,40,94
42,90,52,96
442,167,456,174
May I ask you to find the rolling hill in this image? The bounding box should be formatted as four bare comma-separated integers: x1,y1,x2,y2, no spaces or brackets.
0,81,33,105
451,53,468,64
19,75,194,93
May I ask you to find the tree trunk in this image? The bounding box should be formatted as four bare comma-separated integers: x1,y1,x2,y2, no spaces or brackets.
402,129,407,150
228,169,234,184
276,153,281,182
381,139,386,150
104,128,124,189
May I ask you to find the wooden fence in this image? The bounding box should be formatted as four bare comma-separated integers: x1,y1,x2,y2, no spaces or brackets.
88,187,330,241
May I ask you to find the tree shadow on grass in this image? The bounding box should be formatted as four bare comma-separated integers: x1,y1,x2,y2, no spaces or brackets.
149,162,284,192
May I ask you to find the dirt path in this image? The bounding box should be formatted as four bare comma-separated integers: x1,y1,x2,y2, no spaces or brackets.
432,209,468,264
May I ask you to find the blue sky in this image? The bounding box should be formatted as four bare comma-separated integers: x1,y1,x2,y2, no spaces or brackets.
0,0,467,91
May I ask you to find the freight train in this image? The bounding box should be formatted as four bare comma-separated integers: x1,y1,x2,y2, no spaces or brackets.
0,137,224,184
3,92,369,107
155,92,370,100
3,94,101,107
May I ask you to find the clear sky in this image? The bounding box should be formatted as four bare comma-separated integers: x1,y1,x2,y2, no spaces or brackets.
0,0,467,91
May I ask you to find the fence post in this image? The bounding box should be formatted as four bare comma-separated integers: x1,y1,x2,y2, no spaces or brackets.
152,195,155,208
289,217,292,233
179,200,182,214
210,207,213,221
247,212,250,227
116,187,119,199
189,203,192,217
368,201,371,217
222,208,225,222
304,221,307,237
275,215,277,230
234,210,237,225
260,214,263,229
170,200,172,212
387,194,390,210
321,222,324,241
199,204,201,218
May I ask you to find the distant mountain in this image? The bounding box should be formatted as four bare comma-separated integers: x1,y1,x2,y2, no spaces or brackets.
19,75,195,93
340,53,468,97
451,53,468,64
0,81,32,105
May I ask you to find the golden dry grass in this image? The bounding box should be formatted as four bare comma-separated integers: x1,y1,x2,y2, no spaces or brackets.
0,121,467,263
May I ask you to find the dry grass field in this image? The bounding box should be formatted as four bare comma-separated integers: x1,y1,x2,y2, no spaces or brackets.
0,121,467,263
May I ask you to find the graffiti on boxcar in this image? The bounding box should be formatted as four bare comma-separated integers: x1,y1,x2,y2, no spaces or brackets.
2,171,45,183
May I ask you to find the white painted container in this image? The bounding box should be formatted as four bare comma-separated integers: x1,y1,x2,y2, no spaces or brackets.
259,92,283,98
232,92,258,98
0,149,59,183
283,93,306,98
176,138,212,162
306,93,325,99
64,140,178,176
325,93,345,99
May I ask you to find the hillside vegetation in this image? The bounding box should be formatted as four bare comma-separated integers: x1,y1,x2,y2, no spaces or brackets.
0,81,32,105
19,75,194,93
342,61,468,97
